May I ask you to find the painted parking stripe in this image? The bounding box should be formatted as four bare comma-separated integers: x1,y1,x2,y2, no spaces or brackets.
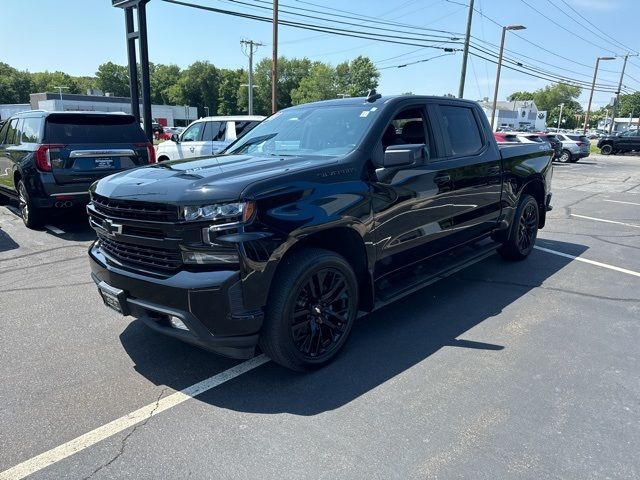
534,246,640,278
603,199,640,207
0,355,270,480
44,225,65,235
570,213,640,229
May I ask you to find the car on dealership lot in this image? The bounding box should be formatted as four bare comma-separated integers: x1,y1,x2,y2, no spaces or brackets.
554,133,590,162
536,133,562,161
597,129,640,155
0,110,156,228
155,115,264,162
88,94,553,371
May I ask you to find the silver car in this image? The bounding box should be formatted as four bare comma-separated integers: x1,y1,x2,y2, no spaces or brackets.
555,133,590,163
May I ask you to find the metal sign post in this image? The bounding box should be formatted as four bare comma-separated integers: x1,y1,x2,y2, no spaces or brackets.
112,0,153,142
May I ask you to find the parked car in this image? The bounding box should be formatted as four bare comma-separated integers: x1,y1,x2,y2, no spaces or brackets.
597,129,640,155
0,111,156,228
155,116,265,162
494,132,521,143
536,134,562,161
554,133,590,163
87,94,553,371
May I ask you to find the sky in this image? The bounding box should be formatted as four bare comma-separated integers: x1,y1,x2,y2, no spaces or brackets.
1,0,639,111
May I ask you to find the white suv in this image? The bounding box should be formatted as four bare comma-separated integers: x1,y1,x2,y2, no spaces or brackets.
155,116,264,162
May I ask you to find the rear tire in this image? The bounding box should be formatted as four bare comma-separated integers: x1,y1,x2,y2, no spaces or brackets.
17,180,44,229
259,248,359,371
498,194,539,261
558,149,572,163
600,144,613,155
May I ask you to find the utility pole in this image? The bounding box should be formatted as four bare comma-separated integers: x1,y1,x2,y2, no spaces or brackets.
609,53,636,134
272,0,279,114
584,56,615,134
54,86,69,111
457,0,474,99
241,39,264,115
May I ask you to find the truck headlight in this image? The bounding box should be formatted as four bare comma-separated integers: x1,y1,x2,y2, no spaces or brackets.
182,251,239,264
182,201,254,222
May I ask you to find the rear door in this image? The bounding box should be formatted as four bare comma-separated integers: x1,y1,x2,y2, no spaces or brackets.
44,114,150,185
0,119,18,193
202,120,226,155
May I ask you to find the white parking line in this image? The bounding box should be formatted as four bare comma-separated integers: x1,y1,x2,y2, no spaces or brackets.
570,213,640,229
603,199,640,207
44,225,65,235
0,355,270,480
534,246,640,278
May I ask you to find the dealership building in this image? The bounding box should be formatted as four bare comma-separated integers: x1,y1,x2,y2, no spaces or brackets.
478,99,547,131
1,91,197,127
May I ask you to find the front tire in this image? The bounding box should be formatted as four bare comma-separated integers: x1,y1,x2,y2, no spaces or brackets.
17,180,44,229
558,149,572,163
498,194,539,261
259,248,359,371
600,144,613,155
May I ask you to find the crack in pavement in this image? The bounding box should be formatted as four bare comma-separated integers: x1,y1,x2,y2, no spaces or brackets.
453,275,640,303
0,244,90,263
0,281,95,293
0,255,87,275
83,387,170,480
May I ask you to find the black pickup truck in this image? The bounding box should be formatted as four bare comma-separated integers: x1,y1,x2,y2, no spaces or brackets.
87,94,553,371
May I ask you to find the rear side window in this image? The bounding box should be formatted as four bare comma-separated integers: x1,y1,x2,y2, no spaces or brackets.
5,119,20,145
21,117,42,143
440,105,483,156
202,121,225,141
235,121,260,139
45,115,146,143
0,121,9,144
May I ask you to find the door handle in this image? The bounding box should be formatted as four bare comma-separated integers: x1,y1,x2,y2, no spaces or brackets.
434,174,451,184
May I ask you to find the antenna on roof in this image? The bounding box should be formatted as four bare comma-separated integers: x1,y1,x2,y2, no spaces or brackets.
366,89,382,103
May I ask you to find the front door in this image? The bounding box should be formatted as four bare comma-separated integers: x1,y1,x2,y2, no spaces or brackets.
177,121,206,159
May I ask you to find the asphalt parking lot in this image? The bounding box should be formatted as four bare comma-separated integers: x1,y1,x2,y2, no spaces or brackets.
1,154,639,480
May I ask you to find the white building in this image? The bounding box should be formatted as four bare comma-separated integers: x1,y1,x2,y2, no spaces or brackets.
25,92,198,127
0,104,31,121
477,99,547,131
597,116,640,132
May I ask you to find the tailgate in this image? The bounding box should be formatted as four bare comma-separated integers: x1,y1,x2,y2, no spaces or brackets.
44,113,150,185
50,144,150,185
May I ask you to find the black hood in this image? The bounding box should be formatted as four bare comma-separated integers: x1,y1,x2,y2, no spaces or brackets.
92,154,338,204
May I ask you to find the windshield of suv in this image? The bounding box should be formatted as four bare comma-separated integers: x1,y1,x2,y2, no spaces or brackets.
224,104,379,157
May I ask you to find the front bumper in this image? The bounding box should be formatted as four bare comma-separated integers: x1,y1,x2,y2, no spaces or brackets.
89,244,263,359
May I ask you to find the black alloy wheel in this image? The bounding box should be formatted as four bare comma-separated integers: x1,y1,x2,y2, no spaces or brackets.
17,180,43,229
498,194,539,261
259,248,359,371
599,144,613,155
290,267,352,360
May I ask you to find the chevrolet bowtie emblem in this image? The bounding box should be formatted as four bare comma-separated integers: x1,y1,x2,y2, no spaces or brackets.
102,218,123,236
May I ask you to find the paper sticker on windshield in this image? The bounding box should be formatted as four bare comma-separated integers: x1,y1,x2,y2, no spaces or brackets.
360,111,370,118
370,107,378,111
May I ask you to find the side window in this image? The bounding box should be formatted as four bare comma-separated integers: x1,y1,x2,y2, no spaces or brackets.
235,121,259,139
21,117,42,143
181,122,204,142
440,105,483,157
382,107,429,151
202,121,225,141
5,119,20,145
0,121,10,145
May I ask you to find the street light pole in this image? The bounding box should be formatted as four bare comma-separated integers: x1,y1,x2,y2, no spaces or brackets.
490,25,526,131
557,103,564,131
204,106,210,117
584,56,616,135
54,86,69,111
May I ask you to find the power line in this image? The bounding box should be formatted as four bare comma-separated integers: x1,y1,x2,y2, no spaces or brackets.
378,52,457,70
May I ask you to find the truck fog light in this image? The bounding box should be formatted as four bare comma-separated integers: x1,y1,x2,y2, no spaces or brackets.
182,251,239,264
169,316,189,331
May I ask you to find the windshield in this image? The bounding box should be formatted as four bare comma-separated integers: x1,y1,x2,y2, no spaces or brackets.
224,104,379,157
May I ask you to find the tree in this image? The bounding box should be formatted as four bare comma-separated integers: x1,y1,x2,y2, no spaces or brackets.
335,56,379,97
0,63,32,104
168,61,219,117
618,91,640,117
507,91,534,101
95,62,130,97
150,63,181,104
31,71,80,94
250,57,313,115
291,62,337,104
217,68,244,115
532,83,582,112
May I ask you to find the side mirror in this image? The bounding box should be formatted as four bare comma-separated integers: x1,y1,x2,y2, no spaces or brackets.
171,133,180,143
383,144,428,168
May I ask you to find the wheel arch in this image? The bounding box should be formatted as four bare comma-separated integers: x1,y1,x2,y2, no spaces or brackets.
520,178,546,228
272,226,374,312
